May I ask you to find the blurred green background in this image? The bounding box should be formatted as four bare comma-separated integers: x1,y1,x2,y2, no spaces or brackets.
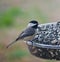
0,0,60,62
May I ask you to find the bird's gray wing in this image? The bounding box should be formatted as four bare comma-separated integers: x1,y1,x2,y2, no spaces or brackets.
20,27,35,38
16,27,35,41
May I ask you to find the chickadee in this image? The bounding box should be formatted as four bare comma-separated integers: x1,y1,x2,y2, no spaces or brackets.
6,20,38,48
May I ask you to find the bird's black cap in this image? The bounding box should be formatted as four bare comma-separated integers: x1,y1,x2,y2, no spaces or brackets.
29,20,38,24
29,20,38,28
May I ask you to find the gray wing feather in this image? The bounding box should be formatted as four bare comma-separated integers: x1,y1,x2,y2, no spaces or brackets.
16,27,35,41
20,27,35,38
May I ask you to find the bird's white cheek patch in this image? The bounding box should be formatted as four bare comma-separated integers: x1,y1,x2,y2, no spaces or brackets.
28,23,36,27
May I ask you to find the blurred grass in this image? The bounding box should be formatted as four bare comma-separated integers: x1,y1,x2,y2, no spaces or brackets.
0,7,48,29
7,49,29,62
0,43,29,62
0,7,21,28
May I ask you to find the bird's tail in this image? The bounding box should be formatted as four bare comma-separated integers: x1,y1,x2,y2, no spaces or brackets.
6,37,20,48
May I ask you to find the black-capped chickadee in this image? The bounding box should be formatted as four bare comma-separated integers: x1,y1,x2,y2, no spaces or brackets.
6,20,38,48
